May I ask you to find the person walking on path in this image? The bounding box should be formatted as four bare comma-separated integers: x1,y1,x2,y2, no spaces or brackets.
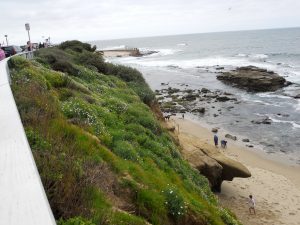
214,134,218,147
248,195,256,215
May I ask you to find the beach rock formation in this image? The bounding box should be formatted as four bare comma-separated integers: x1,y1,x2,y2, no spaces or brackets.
225,134,237,141
179,135,251,192
191,107,205,113
217,66,288,92
211,127,219,133
251,116,272,124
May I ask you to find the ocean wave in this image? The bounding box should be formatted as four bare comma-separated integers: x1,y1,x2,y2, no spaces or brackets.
254,113,300,129
112,53,299,83
152,48,183,56
269,52,300,57
235,53,269,61
269,116,300,129
177,43,188,46
250,100,276,106
256,93,292,99
249,54,269,60
236,53,247,57
294,99,300,111
101,45,127,50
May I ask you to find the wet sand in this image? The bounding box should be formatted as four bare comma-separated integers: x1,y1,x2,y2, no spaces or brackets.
169,116,300,225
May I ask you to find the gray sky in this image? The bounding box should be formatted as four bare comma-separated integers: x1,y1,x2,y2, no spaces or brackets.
1,0,300,45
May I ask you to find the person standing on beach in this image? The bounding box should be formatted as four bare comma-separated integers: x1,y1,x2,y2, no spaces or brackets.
248,195,256,215
214,134,218,147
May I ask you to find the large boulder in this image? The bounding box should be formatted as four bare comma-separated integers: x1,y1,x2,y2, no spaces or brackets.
179,135,251,192
191,107,205,113
186,150,223,191
251,116,272,124
200,146,251,192
225,134,237,141
217,66,289,92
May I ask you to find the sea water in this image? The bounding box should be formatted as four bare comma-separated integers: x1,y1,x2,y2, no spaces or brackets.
92,27,300,165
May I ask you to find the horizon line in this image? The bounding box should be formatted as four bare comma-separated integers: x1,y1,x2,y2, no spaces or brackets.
88,26,300,43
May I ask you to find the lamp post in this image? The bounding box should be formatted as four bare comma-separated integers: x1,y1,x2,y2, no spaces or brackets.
25,23,31,44
4,35,8,46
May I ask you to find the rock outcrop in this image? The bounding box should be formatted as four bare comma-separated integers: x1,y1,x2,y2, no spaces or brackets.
179,135,251,192
251,116,272,124
225,134,237,141
217,66,289,92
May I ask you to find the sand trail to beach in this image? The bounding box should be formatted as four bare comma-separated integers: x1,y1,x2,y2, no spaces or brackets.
169,117,300,225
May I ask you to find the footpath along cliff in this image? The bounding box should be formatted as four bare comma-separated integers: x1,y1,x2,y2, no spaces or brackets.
10,41,245,225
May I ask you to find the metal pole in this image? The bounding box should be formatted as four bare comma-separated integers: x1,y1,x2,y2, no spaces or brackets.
4,35,8,46
27,30,31,44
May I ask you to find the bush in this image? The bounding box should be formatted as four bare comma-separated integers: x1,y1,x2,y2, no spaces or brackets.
75,51,106,73
59,40,96,53
105,63,155,105
36,48,77,75
112,140,138,161
163,186,186,220
57,217,96,225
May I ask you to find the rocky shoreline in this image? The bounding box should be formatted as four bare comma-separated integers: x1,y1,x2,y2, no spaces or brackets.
155,66,298,155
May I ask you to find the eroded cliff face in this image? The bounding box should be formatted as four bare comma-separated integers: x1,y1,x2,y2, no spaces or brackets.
165,123,251,192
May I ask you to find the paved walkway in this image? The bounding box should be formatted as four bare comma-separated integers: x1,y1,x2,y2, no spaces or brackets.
0,57,56,225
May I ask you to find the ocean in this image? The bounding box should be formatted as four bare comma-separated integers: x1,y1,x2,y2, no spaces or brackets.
91,27,300,165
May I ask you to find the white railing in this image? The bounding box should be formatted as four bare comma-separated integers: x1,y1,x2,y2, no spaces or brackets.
0,54,56,225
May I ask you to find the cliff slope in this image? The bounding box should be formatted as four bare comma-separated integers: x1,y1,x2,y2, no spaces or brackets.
9,41,241,225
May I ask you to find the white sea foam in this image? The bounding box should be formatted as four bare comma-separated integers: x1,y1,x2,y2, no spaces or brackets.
236,53,247,57
101,45,127,50
294,99,300,111
256,93,292,99
235,53,269,61
177,43,188,46
249,54,269,60
269,116,300,129
114,54,280,70
250,100,276,106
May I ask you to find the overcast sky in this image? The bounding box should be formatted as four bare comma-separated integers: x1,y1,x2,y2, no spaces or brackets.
1,0,300,45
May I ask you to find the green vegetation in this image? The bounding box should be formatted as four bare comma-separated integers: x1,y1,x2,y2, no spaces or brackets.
9,41,241,225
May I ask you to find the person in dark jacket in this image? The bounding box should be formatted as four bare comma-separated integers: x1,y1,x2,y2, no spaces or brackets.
214,134,218,147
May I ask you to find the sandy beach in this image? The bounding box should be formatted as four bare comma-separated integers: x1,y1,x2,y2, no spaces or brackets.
169,116,300,225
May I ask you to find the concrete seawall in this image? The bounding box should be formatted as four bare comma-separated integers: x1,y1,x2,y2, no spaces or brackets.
0,56,56,225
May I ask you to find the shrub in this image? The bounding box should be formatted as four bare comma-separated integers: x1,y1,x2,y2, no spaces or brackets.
105,63,155,105
136,189,168,224
163,186,186,220
35,48,77,75
75,51,106,73
59,40,96,53
57,217,96,225
112,140,138,161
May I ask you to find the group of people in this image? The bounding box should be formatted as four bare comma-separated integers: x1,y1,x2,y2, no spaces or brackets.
24,41,49,52
213,134,227,148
